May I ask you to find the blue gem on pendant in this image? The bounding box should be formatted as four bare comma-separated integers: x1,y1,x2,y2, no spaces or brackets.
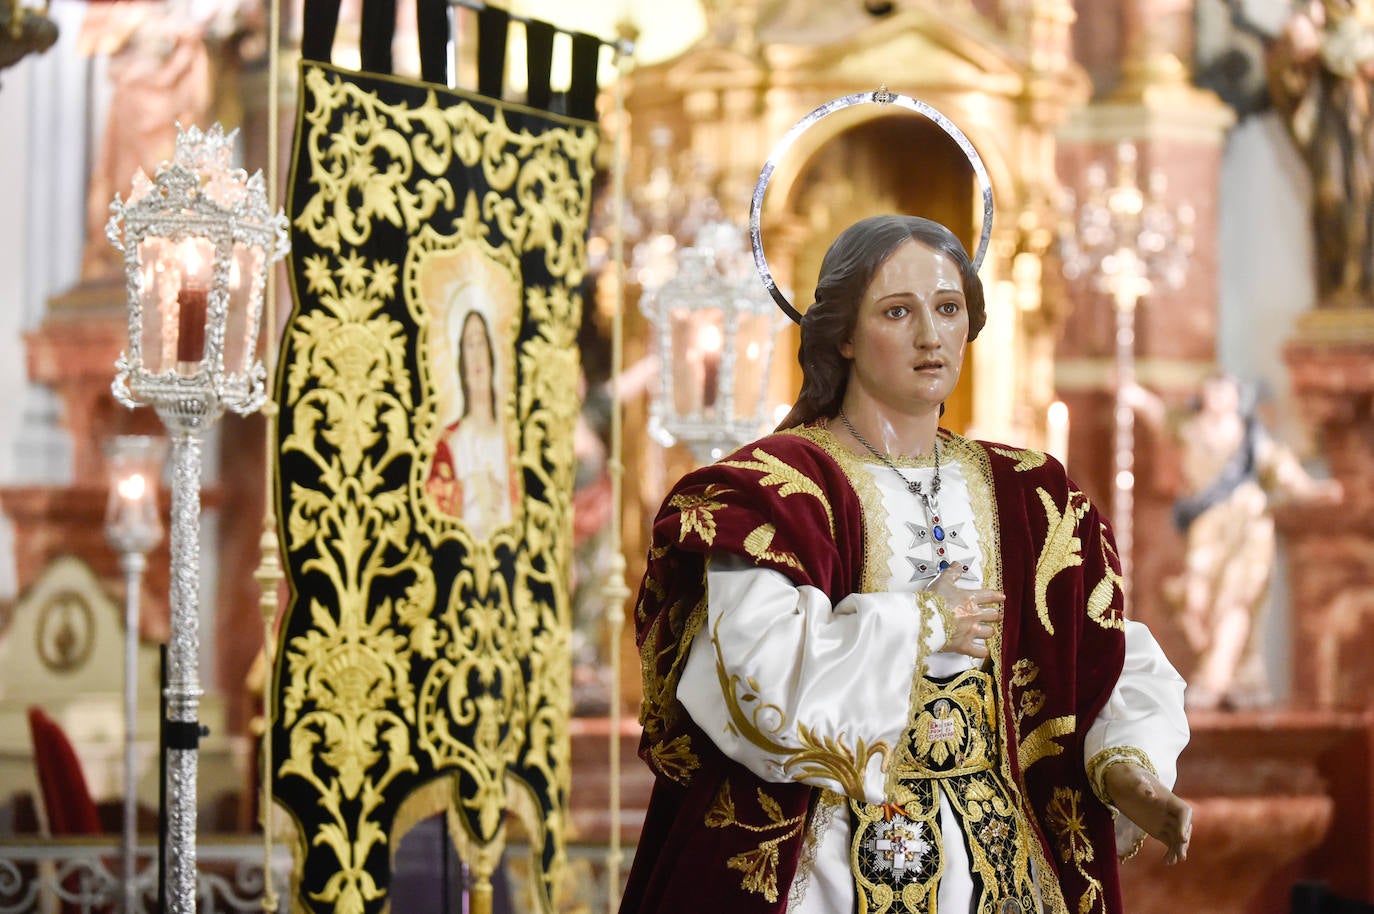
932,525,946,542
939,560,950,571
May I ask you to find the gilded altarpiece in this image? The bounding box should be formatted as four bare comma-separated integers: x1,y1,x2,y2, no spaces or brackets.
271,59,597,913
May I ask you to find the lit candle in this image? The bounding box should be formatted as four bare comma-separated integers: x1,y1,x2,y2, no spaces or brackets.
175,242,209,369
109,470,160,550
1047,400,1070,465
177,280,207,365
698,323,723,412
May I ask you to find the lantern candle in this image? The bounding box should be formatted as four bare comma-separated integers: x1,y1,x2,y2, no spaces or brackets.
177,281,208,365
698,322,723,412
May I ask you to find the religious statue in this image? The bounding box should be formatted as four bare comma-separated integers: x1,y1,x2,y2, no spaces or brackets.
78,3,215,281
1129,376,1342,710
0,0,58,81
1267,0,1374,306
624,215,1192,914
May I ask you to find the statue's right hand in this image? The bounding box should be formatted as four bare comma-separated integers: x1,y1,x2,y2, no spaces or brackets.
931,565,1004,659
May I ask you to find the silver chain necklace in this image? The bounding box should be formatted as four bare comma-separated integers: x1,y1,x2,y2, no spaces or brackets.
838,410,955,564
838,410,942,500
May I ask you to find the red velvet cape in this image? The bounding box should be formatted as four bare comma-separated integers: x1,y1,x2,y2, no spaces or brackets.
621,428,1128,914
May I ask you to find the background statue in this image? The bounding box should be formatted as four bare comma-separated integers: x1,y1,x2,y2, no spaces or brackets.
0,1,59,83
1129,376,1342,709
1267,0,1374,306
78,1,256,282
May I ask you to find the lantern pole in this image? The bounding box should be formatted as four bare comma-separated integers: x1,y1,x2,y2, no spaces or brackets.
105,434,167,914
160,391,219,911
109,124,289,914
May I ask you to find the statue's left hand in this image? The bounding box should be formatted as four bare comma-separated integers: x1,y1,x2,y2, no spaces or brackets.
1103,762,1192,865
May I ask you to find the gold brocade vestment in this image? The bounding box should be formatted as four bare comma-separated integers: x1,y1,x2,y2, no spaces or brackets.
850,670,1038,914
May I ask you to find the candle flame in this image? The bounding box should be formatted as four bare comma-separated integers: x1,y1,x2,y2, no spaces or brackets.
697,323,723,354
181,241,205,278
118,473,147,501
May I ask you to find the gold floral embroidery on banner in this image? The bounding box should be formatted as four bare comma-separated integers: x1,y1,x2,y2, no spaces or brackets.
1044,787,1106,914
294,65,597,286
1032,488,1091,635
277,63,596,914
704,780,807,904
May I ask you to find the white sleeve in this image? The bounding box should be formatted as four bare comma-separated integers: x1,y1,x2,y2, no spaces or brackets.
1083,619,1190,802
676,554,950,804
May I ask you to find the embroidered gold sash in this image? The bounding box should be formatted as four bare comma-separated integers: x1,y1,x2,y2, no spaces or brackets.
851,670,1040,914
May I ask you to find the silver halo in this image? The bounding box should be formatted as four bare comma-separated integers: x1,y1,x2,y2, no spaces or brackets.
749,88,995,324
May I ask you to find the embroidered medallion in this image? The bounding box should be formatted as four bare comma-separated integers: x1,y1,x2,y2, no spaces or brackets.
864,813,935,883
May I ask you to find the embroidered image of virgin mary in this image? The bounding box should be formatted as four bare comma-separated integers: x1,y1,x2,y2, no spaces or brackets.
421,247,522,539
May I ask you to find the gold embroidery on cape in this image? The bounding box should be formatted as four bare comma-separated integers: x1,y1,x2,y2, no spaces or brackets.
1018,715,1076,771
1087,523,1126,631
704,780,807,904
990,445,1048,473
744,523,803,571
1032,487,1091,636
719,447,837,538
648,733,700,783
968,440,1070,914
1010,659,1038,687
1045,787,1107,914
1008,659,1046,727
637,591,710,781
279,66,596,913
670,484,732,547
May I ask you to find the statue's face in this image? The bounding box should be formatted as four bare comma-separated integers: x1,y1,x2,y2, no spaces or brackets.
1200,376,1240,415
839,240,968,413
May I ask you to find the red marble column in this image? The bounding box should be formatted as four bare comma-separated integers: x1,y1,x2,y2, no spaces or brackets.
3,284,173,637
1280,320,1374,711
